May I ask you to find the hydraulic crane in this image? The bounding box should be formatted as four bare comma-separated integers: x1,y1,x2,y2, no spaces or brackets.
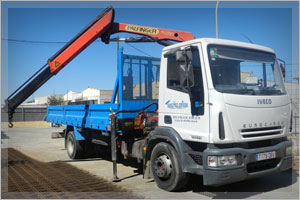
4,6,194,127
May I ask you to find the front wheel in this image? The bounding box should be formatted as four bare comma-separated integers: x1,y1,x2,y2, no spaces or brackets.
150,142,189,191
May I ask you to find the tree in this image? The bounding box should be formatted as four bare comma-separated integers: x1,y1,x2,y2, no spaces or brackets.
47,95,64,105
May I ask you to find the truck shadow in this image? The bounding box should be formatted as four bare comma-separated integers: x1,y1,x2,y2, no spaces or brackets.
61,148,298,198
101,150,144,174
62,149,144,174
186,169,298,198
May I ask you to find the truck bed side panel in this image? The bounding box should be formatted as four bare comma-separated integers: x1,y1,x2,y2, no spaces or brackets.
46,104,118,131
85,104,118,130
65,105,87,127
46,105,66,124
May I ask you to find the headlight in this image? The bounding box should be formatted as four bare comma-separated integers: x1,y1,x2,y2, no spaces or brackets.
208,155,238,167
286,146,293,156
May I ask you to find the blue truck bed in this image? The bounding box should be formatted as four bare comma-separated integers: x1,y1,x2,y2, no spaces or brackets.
46,101,156,132
46,49,160,132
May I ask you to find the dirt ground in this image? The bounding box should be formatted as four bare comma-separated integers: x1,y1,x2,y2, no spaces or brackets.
1,127,299,199
1,148,142,199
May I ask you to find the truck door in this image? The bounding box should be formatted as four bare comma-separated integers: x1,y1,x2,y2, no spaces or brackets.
159,44,210,143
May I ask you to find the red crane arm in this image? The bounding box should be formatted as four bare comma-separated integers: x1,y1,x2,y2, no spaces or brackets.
48,8,195,74
5,6,195,127
111,23,195,42
48,7,115,74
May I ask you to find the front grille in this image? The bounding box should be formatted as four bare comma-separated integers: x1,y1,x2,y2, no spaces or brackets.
247,158,281,173
189,154,203,165
241,126,281,133
242,131,281,138
241,126,283,138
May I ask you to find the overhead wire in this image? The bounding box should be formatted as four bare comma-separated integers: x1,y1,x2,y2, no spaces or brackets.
1,38,68,44
2,38,154,57
3,38,296,64
124,43,153,57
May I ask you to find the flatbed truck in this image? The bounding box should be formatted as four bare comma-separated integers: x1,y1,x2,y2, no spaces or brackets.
4,7,293,191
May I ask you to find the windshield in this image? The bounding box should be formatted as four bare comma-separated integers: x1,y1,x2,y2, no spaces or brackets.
207,45,286,95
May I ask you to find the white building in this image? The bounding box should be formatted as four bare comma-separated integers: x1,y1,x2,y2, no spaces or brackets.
82,87,101,102
63,87,113,104
33,94,64,105
63,91,82,102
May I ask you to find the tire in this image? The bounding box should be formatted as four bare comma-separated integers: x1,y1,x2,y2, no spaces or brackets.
66,131,84,159
150,142,190,191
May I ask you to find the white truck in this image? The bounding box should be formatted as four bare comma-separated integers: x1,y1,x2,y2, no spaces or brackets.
5,7,292,192
148,38,292,190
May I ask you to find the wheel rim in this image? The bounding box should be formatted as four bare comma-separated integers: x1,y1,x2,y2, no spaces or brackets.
154,154,173,179
67,136,74,156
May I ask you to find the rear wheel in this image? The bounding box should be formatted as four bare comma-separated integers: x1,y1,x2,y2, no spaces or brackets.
150,142,189,191
66,131,84,159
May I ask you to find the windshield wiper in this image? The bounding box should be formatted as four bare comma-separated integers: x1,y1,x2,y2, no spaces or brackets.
258,89,282,95
220,89,256,95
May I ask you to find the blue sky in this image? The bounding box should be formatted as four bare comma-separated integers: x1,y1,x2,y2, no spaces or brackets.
1,1,299,104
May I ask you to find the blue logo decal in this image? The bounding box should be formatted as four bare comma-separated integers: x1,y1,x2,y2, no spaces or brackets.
165,100,188,109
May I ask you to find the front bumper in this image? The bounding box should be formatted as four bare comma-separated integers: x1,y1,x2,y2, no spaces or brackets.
202,140,293,186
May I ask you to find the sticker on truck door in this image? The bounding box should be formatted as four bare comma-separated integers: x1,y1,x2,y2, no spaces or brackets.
173,115,200,123
165,100,188,109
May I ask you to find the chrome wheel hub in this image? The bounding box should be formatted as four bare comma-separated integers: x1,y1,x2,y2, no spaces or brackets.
154,154,172,179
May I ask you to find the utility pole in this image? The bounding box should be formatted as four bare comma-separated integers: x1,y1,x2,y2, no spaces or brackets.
216,1,220,38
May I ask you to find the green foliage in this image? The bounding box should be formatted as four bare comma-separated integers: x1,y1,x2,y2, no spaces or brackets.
47,95,64,105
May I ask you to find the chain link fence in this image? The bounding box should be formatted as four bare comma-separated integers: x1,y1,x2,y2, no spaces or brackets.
284,66,299,134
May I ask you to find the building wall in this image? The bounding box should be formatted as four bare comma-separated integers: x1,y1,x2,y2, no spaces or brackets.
1,105,47,122
34,94,64,105
99,90,113,104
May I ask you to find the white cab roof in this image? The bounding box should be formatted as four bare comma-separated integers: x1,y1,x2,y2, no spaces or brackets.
162,38,275,54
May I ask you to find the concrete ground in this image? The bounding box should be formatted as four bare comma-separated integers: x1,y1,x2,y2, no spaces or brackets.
1,127,299,199
1,121,51,128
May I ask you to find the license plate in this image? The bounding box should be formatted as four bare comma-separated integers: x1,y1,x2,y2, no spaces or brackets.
256,151,276,161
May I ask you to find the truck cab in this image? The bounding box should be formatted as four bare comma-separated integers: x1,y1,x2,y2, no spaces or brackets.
150,38,292,188
160,38,290,144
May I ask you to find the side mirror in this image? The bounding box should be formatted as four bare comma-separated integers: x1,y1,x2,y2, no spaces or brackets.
175,50,185,62
177,48,195,88
187,64,194,87
179,64,188,88
185,48,194,88
278,58,286,81
279,63,285,79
